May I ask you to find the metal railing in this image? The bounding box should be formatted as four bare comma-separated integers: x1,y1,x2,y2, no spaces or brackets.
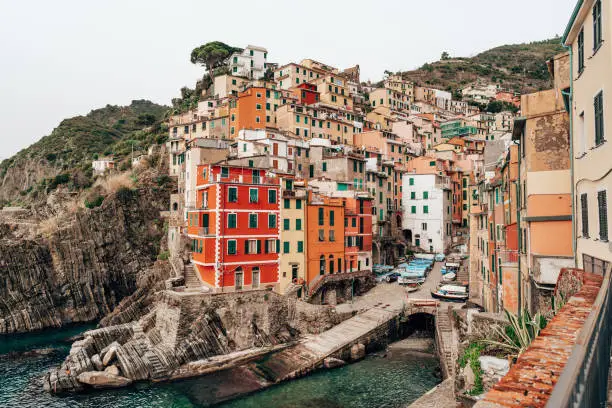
546,264,612,408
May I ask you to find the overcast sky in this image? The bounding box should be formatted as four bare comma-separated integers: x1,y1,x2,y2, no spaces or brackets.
0,0,576,161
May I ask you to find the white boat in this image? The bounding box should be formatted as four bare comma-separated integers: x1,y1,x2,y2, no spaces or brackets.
442,272,456,282
431,284,468,301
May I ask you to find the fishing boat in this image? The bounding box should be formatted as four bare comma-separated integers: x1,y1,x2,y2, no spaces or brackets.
405,282,420,293
441,272,456,282
431,284,468,301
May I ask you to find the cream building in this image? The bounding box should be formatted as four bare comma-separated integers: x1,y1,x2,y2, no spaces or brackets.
564,0,611,273
279,184,307,294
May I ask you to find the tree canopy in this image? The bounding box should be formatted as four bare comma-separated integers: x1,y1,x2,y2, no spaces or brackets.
190,41,242,74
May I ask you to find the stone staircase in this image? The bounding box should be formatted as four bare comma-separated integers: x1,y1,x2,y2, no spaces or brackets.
435,307,455,378
183,265,202,288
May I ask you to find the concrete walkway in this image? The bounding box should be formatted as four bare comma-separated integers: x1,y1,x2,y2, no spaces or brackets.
407,377,459,408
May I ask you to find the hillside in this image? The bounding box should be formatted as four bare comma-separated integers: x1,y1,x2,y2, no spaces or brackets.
0,100,170,207
398,38,565,95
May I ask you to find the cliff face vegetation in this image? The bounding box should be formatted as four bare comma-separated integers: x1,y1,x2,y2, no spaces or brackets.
0,100,169,208
0,167,175,334
396,38,565,95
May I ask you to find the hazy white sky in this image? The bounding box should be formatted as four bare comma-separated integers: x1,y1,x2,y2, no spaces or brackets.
0,0,576,161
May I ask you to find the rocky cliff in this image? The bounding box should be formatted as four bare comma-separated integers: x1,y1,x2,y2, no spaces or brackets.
0,168,174,334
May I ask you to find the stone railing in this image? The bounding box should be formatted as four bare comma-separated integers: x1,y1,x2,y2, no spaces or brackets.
307,270,373,297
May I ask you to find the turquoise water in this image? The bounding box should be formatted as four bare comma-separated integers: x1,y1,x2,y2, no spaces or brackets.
0,326,440,408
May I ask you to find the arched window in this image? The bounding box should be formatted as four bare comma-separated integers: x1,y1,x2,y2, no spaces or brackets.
329,255,335,274
319,256,325,275
235,267,243,290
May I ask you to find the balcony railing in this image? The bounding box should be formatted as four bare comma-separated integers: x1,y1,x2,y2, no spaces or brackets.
196,227,211,236
546,265,612,408
497,249,519,264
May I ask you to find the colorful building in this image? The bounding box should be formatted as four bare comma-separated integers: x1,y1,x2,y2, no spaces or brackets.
187,164,280,292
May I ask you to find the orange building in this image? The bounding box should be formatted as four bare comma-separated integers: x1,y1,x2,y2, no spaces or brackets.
305,194,345,285
343,197,374,272
187,164,280,292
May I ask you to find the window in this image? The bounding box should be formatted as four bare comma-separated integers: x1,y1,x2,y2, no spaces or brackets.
297,241,304,253
268,189,277,204
352,218,357,227
283,241,290,253
578,28,585,73
322,162,327,171
318,229,325,241
318,208,324,225
581,194,589,237
265,239,277,254
593,0,602,51
329,210,335,226
329,230,335,241
256,103,262,110
228,187,238,202
598,190,608,241
268,214,276,228
221,167,229,178
296,199,302,209
423,205,429,214
245,239,259,255
410,191,416,199
296,219,302,230
423,191,428,199
422,222,427,231
595,91,605,146
409,178,414,186
320,256,326,275
228,213,237,229
249,188,258,203
227,240,237,255
249,213,258,228
283,218,290,230
411,206,416,214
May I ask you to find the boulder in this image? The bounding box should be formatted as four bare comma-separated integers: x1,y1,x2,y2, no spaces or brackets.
104,365,121,376
350,343,366,361
102,343,120,366
91,354,104,371
76,371,132,389
324,357,346,369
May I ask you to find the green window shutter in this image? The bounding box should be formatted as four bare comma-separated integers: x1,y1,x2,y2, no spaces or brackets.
297,241,304,253
244,240,250,255
411,206,416,214
318,208,324,225
250,189,258,203
257,240,262,254
329,210,335,226
595,91,605,145
598,190,608,241
296,199,302,209
322,162,327,171
283,241,290,253
284,199,290,209
228,213,237,228
228,240,236,255
268,214,276,228
409,178,414,186
268,189,277,204
249,213,258,228
423,191,428,199
411,192,416,199
296,219,302,230
284,219,290,230
265,239,269,253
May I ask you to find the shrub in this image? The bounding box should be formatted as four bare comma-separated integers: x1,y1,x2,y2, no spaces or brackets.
156,175,172,187
459,342,484,396
85,195,105,209
46,153,57,162
157,251,169,261
96,172,134,194
116,186,135,203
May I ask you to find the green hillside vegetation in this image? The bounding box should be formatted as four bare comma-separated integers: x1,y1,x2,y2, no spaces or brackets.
0,100,170,205
397,38,565,95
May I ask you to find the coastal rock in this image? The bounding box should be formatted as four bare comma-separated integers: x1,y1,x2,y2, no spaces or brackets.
324,357,346,369
350,343,366,361
102,343,119,366
0,168,173,335
76,371,132,389
91,354,104,371
104,365,120,376
479,356,509,390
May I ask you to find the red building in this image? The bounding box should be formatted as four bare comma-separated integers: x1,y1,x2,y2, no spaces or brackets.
293,83,320,105
187,164,280,291
343,197,374,272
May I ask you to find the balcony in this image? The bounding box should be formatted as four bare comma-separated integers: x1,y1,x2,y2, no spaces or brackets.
196,227,212,236
497,249,519,264
282,189,307,199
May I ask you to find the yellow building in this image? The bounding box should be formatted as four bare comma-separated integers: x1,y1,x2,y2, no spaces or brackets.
276,104,360,144
563,0,612,272
313,74,353,111
384,74,415,103
279,183,307,294
369,88,410,111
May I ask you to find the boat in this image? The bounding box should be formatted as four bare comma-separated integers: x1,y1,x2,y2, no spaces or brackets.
442,272,456,282
434,253,445,262
431,284,468,301
405,282,420,293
